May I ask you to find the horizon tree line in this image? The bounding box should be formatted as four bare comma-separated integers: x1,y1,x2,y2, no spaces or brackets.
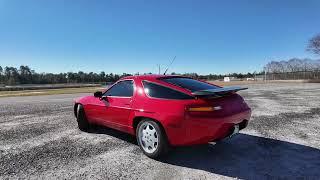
264,58,320,73
0,65,133,85
1,59,319,85
0,65,261,85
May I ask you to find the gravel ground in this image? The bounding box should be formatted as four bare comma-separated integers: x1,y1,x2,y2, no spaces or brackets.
0,83,320,179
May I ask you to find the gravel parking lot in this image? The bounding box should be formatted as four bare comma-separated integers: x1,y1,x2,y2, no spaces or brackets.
1,83,320,179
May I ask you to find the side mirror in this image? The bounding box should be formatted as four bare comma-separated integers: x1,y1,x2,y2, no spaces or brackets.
94,91,103,98
100,96,108,101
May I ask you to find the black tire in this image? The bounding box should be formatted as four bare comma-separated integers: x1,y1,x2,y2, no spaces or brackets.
76,104,90,131
136,119,169,159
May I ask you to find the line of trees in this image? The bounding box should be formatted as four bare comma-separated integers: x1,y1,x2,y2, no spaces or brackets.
0,65,132,85
264,58,320,73
0,65,260,85
175,72,259,80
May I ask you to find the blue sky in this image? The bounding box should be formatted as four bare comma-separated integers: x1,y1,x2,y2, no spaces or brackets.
0,0,319,75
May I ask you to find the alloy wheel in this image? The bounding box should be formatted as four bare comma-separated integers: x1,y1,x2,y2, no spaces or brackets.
138,122,159,154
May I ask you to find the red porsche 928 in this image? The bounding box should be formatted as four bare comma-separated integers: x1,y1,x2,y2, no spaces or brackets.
74,75,251,158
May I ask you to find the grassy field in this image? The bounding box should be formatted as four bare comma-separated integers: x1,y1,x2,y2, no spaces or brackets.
0,81,259,98
0,87,105,97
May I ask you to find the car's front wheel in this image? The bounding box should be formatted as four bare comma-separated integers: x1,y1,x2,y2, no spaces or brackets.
76,104,90,131
136,119,168,159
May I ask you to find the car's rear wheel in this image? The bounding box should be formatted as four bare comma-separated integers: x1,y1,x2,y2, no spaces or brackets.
76,104,90,131
136,119,168,159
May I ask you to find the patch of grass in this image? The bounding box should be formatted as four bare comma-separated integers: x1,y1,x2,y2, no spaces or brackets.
0,87,105,97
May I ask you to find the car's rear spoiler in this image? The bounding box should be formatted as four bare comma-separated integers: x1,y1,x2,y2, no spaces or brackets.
191,86,248,97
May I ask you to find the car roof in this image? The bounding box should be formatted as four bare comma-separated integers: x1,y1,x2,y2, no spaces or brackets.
116,75,221,97
120,74,185,81
120,74,197,95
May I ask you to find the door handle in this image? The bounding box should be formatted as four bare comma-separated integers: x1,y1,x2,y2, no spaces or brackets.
124,99,132,106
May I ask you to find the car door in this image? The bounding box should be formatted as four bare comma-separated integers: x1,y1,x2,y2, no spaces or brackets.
93,80,134,131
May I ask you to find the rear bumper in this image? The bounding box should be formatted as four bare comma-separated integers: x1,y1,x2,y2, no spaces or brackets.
165,108,251,146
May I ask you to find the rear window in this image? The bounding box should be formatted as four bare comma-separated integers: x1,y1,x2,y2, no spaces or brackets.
142,81,193,100
161,77,218,92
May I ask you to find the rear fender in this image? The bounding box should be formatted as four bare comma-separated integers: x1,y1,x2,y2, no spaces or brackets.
128,110,164,134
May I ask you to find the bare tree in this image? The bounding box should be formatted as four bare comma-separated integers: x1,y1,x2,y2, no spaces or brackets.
307,34,320,55
265,58,320,73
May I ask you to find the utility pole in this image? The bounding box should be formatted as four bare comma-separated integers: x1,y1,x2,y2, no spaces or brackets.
264,66,267,82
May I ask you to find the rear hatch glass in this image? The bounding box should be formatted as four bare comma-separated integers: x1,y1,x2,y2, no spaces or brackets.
161,77,219,92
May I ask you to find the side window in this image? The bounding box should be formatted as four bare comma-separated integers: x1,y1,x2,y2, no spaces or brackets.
143,81,193,100
104,80,134,97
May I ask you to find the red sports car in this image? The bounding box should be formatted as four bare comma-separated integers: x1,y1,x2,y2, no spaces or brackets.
74,75,251,158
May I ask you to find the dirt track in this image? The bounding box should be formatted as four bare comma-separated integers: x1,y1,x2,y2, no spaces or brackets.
0,83,320,179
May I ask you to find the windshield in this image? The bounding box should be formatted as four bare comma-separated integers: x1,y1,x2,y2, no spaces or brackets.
161,77,219,92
